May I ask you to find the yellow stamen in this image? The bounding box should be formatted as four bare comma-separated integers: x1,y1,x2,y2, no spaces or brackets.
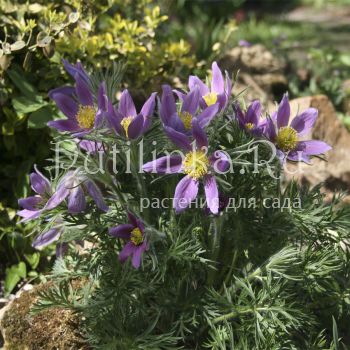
121,116,134,138
130,227,143,246
276,126,298,152
178,111,193,130
245,123,254,130
203,92,218,106
183,150,210,179
76,105,96,129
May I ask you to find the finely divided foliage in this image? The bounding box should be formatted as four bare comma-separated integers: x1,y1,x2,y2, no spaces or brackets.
20,61,350,349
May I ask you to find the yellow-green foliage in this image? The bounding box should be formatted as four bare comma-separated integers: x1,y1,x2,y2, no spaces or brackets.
0,0,194,93
56,1,194,92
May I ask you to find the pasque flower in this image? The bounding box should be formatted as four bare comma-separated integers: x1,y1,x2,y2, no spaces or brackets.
234,100,266,136
160,84,219,135
143,118,230,214
45,170,109,214
17,166,52,222
32,219,64,250
176,61,232,111
264,93,331,163
107,89,157,139
109,212,149,269
48,61,108,136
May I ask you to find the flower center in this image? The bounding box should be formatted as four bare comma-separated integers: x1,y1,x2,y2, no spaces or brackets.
276,126,298,152
76,105,96,129
121,116,134,137
182,150,210,179
245,122,254,130
203,92,218,106
178,111,193,130
130,227,143,246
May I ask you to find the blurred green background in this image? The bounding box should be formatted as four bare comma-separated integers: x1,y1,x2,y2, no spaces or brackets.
1,0,350,296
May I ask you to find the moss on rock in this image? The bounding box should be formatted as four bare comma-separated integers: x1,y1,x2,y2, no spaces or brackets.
0,283,89,350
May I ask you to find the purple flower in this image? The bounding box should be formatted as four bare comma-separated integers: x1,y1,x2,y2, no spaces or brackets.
45,170,109,214
264,93,332,163
234,100,266,136
109,212,149,269
143,118,230,214
176,61,231,111
48,61,108,136
32,219,64,250
107,89,157,139
238,39,252,47
17,166,52,222
160,85,219,135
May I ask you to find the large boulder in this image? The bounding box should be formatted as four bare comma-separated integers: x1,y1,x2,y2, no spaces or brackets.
285,95,350,199
220,44,288,104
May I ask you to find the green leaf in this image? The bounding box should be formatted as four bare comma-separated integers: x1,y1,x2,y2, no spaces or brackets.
13,96,46,114
7,68,38,99
28,106,53,128
24,252,40,269
332,316,340,350
4,262,27,295
10,40,26,51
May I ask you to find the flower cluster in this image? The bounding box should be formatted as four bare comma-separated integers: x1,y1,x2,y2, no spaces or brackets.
18,60,331,269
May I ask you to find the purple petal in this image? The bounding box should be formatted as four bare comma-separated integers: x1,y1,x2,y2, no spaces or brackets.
45,185,70,210
296,140,332,156
119,241,135,263
109,224,133,238
211,62,224,94
277,93,290,129
141,92,157,118
30,169,51,195
143,155,183,174
48,86,75,98
47,119,80,132
264,117,277,141
160,85,177,125
17,209,41,222
68,185,86,214
192,118,208,149
78,140,103,153
204,175,219,214
181,87,200,115
18,195,42,210
209,151,230,172
128,114,144,139
97,82,107,111
164,126,192,151
105,102,124,135
233,103,245,128
62,59,90,83
85,180,109,212
197,103,219,128
290,108,318,136
131,243,147,269
75,73,93,106
127,212,138,227
119,89,136,117
49,93,78,119
246,100,262,125
173,175,199,213
32,227,61,249
173,89,186,101
286,150,310,163
189,76,209,96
